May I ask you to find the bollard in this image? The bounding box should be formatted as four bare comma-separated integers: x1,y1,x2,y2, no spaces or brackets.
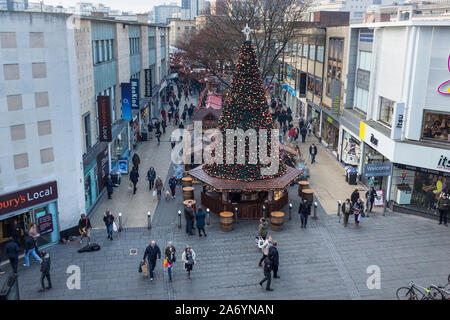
383,199,387,216
288,203,292,221
234,207,238,224
147,211,152,229
337,200,342,223
312,202,318,220
262,206,266,219
118,212,123,232
206,208,210,226
178,210,182,229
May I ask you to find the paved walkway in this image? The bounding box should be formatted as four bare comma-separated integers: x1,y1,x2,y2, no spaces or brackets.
90,93,199,228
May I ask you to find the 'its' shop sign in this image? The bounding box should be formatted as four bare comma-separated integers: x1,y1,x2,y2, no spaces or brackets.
0,181,58,217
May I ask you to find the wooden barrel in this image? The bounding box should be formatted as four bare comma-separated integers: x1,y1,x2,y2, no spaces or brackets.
298,181,310,197
182,187,194,200
182,177,193,188
220,211,234,231
271,211,285,231
302,189,314,204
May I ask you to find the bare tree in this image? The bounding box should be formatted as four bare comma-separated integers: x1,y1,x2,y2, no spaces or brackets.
181,0,310,88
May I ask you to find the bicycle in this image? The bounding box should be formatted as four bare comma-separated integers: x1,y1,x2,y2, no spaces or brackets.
396,281,444,300
428,274,450,300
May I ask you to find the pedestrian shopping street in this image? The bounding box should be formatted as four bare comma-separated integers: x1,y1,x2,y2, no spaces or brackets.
6,116,450,300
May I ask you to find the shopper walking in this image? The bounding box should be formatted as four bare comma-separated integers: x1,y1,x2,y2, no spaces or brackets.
437,192,449,227
78,213,92,244
182,245,196,281
130,166,139,195
147,167,156,190
142,240,161,281
5,237,19,274
298,198,311,228
154,176,164,200
132,153,141,171
196,208,207,237
28,223,40,255
341,198,353,227
258,236,272,267
309,143,318,164
10,220,22,248
23,233,42,267
353,198,364,229
103,210,115,240
268,241,279,278
165,242,176,282
351,189,360,206
38,250,51,292
162,119,167,134
168,175,177,199
155,128,162,145
365,187,377,213
259,256,273,291
147,121,153,139
184,203,195,235
300,126,307,143
258,218,269,240
106,174,114,199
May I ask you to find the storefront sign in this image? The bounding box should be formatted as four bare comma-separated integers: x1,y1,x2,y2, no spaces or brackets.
97,146,109,192
282,84,296,96
97,96,112,142
390,102,405,140
437,155,450,172
327,116,333,124
38,214,53,235
0,181,58,217
331,80,341,115
395,162,450,178
121,83,132,120
370,134,378,147
364,162,393,177
118,159,128,174
131,79,140,109
145,69,152,97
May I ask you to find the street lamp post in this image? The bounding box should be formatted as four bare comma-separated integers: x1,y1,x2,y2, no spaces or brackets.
312,202,318,220
147,211,152,230
337,200,342,223
206,208,210,226
118,212,123,232
178,210,182,230
288,203,292,221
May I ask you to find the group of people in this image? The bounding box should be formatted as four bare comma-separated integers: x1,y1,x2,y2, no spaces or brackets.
256,218,279,291
184,202,207,237
2,220,52,292
339,187,378,228
140,240,196,282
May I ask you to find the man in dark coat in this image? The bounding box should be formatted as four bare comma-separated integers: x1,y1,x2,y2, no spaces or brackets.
162,119,167,134
39,250,51,292
106,175,114,199
168,176,177,199
5,237,19,274
184,204,194,235
259,256,273,291
10,220,22,248
351,189,360,206
132,153,140,171
130,166,139,194
309,143,318,164
298,198,311,228
268,241,279,278
142,240,161,281
155,119,161,132
300,126,307,143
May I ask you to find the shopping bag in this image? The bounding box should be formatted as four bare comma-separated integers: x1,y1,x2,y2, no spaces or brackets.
142,262,149,277
112,222,118,232
163,258,168,268
128,182,133,190
358,213,363,222
153,190,157,197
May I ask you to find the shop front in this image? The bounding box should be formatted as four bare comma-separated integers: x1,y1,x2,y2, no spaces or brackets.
130,111,140,149
307,103,321,137
0,181,59,253
83,144,109,213
110,120,130,174
362,143,390,191
341,129,361,167
321,115,339,156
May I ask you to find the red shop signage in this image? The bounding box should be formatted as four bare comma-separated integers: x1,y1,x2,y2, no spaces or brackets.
97,95,112,142
0,181,58,217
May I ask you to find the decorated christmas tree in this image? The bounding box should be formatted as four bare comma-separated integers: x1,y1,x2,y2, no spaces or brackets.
203,40,286,182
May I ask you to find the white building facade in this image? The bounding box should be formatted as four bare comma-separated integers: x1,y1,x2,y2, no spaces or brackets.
342,17,450,217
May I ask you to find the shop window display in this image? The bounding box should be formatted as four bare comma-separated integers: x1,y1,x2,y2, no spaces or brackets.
307,74,314,92
321,118,339,152
314,77,322,97
341,131,361,166
421,111,450,143
379,96,395,126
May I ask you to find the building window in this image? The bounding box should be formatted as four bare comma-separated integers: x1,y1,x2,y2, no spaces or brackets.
309,44,316,61
93,39,114,65
421,110,450,143
83,113,91,151
379,96,395,126
35,92,49,108
149,35,155,49
355,87,369,113
30,32,44,48
10,124,26,141
326,38,344,97
307,74,314,92
37,120,52,136
7,94,22,111
297,43,303,57
316,45,324,62
3,64,20,80
314,77,322,97
40,148,54,164
358,51,371,71
0,32,17,48
130,37,140,55
302,43,308,58
14,153,29,170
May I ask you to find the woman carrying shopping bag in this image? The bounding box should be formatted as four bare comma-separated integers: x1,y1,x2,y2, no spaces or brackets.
352,198,364,229
154,176,164,200
182,245,196,281
165,242,176,282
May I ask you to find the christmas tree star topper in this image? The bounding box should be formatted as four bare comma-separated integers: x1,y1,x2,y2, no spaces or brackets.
242,23,253,41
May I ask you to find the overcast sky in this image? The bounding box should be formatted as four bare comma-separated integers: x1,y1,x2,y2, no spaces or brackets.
45,0,180,13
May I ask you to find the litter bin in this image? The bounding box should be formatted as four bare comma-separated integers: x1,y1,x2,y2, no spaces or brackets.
141,131,148,141
111,170,121,186
348,169,357,185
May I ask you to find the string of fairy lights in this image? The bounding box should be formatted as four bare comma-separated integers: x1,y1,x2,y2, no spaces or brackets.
203,41,287,182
